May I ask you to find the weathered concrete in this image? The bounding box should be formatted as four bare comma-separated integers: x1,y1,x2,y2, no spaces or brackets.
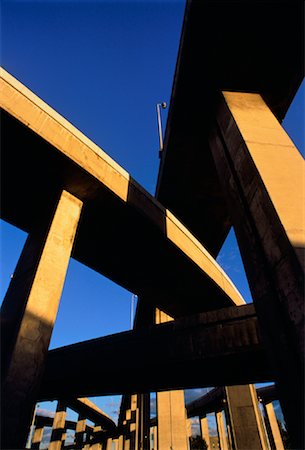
49,401,67,450
0,68,245,320
209,91,304,449
155,309,189,450
157,391,189,450
216,411,229,450
74,414,86,449
0,190,83,449
224,385,269,450
200,416,211,449
39,304,272,399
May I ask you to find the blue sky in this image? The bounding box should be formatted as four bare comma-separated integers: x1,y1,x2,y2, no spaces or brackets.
1,0,304,427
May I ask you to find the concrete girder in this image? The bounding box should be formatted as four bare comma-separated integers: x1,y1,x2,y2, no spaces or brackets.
38,304,273,400
0,68,245,318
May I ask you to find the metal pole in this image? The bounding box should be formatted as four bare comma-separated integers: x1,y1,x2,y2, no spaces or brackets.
156,102,167,157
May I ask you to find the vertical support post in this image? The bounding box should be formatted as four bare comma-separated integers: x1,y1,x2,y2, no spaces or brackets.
200,416,211,449
186,417,192,449
155,309,189,450
31,426,44,449
224,385,269,450
264,403,285,450
49,401,67,450
75,414,87,449
210,91,304,449
153,426,158,450
91,426,102,450
105,438,113,450
1,190,83,449
117,435,124,450
216,411,229,450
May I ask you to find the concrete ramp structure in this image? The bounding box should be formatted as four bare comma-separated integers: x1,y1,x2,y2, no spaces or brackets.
1,0,304,448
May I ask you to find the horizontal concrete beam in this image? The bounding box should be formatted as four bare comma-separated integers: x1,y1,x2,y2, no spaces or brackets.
67,398,116,431
0,68,245,317
35,415,93,432
39,304,273,400
186,384,277,418
186,387,224,418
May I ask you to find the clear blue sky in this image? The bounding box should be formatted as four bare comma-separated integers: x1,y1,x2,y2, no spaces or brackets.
1,0,304,428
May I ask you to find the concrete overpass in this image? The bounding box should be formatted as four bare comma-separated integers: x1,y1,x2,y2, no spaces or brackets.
1,67,249,448
0,68,244,318
1,0,304,446
154,1,304,447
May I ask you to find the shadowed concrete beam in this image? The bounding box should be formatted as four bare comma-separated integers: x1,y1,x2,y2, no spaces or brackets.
39,304,273,400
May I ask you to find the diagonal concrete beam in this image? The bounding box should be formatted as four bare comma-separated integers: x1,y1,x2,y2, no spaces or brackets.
39,304,273,400
0,68,245,317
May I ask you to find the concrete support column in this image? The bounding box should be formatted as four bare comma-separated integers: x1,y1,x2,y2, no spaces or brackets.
186,417,192,449
138,393,150,450
200,416,211,449
105,438,113,450
153,426,158,450
117,435,124,450
91,426,102,450
210,91,304,449
31,426,44,449
1,190,83,449
157,390,189,450
224,385,269,450
49,401,67,450
74,414,86,449
264,403,285,450
216,411,229,450
155,308,189,450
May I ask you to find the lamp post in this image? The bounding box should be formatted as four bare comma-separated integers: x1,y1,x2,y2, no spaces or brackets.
156,102,167,158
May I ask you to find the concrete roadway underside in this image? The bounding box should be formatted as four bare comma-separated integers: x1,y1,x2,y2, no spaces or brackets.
39,304,272,400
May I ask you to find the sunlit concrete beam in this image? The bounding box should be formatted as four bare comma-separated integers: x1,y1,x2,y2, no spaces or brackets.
0,68,245,319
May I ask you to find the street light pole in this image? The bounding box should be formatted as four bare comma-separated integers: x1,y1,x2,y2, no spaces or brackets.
156,102,167,158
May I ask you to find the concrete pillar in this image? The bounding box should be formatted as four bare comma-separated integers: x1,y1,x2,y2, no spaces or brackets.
153,426,158,450
155,308,189,450
224,385,269,450
1,190,83,448
264,403,285,450
216,411,228,450
186,417,192,449
210,91,304,449
200,416,211,449
49,401,67,450
138,392,150,450
74,414,86,449
130,394,139,450
90,426,102,450
117,435,124,450
157,390,189,450
105,438,113,450
31,426,44,449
